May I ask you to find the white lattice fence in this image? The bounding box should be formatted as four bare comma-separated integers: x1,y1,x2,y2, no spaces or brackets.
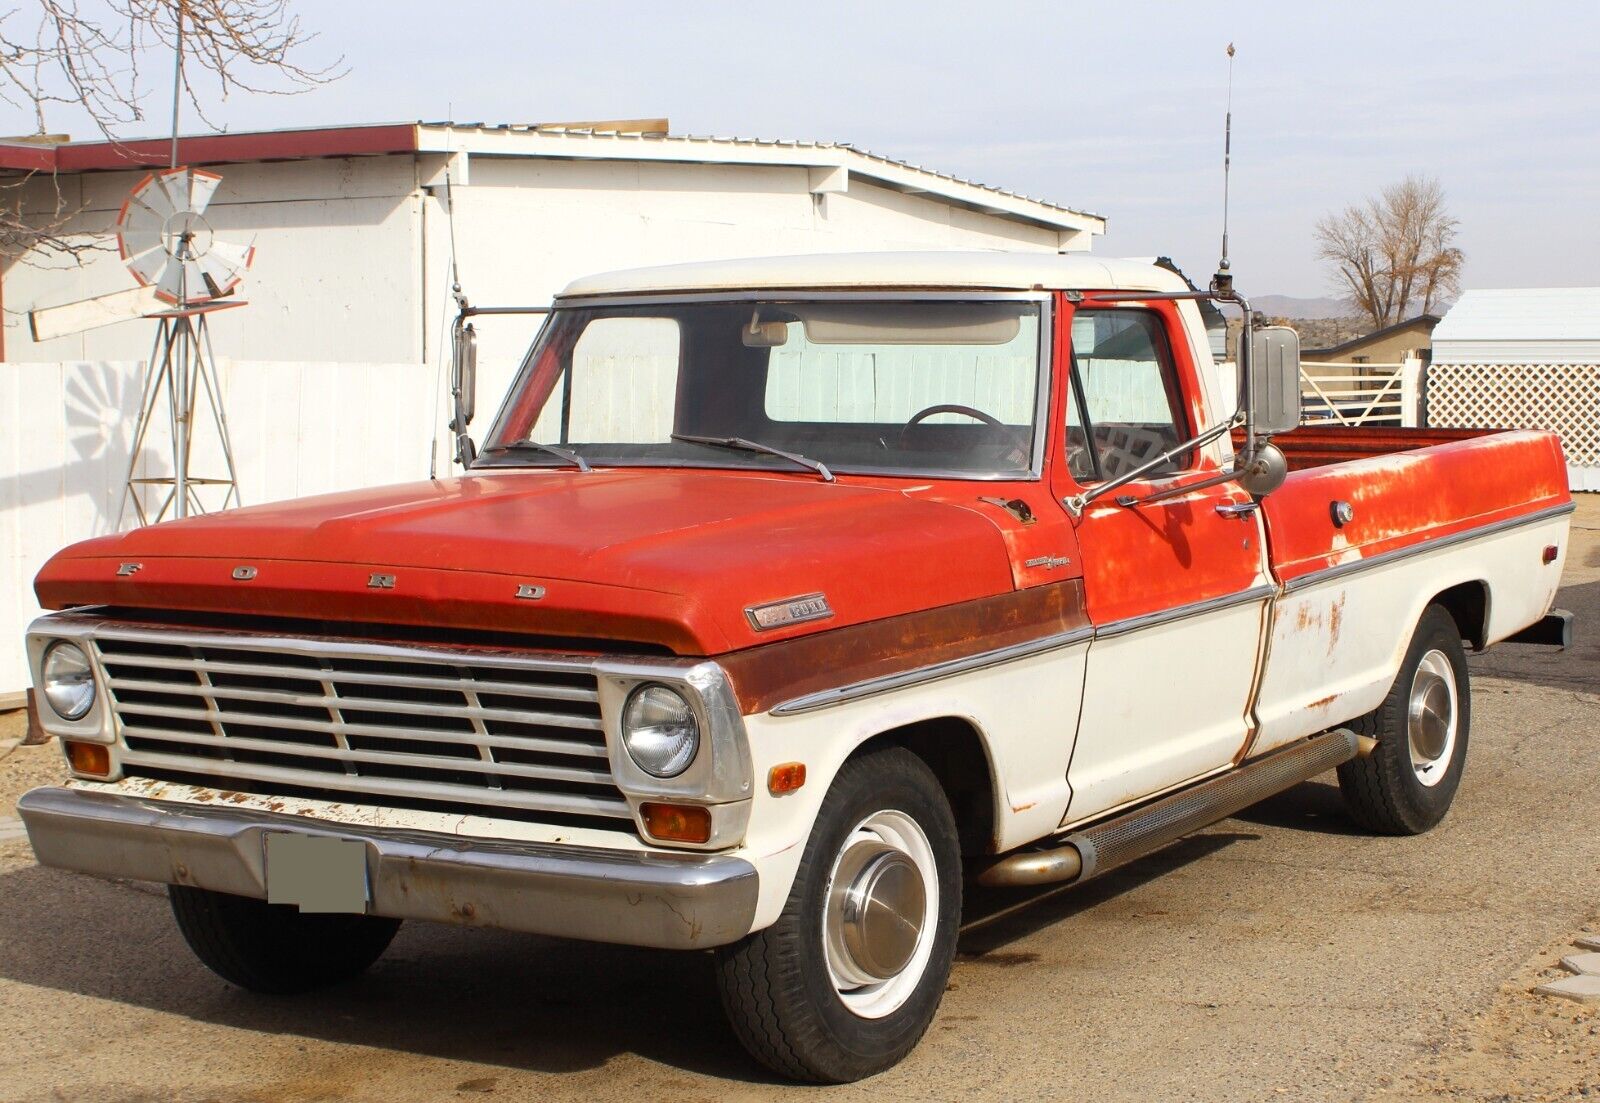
1426,362,1600,489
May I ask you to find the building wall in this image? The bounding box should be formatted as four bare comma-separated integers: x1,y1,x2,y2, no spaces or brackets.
1301,322,1435,364
3,153,1067,370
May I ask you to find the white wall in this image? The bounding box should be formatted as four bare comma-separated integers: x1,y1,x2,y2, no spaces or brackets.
0,358,444,694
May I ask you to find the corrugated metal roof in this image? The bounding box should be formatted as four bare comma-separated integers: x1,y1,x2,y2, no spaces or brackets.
1432,287,1600,365
447,121,1105,224
1433,288,1600,342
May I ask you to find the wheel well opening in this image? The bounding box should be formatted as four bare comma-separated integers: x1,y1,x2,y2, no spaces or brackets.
1431,581,1489,650
854,718,997,857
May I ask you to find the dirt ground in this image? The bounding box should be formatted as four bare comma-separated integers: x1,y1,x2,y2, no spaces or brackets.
0,497,1596,1103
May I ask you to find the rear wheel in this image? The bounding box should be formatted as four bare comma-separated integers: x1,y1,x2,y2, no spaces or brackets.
169,885,400,993
714,746,961,1083
1338,603,1471,834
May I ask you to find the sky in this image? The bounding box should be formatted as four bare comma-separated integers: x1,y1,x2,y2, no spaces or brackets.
5,0,1597,298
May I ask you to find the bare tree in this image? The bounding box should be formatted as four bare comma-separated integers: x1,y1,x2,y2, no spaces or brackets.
0,1,343,258
1314,175,1464,330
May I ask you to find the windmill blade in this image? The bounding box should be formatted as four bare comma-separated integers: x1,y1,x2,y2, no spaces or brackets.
141,171,183,222
154,258,187,303
186,169,222,216
118,225,163,260
127,247,171,288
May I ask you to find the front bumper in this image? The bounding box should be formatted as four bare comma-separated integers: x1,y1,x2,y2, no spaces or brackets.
18,786,759,950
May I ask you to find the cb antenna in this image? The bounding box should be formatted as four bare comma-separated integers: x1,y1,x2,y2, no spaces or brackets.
1212,42,1237,299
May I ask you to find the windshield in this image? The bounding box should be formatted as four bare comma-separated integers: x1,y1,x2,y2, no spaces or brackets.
479,298,1045,479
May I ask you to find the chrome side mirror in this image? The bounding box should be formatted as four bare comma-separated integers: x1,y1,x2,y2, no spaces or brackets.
450,320,477,465
1248,325,1302,438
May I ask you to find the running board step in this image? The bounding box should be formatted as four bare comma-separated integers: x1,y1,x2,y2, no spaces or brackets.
978,728,1360,888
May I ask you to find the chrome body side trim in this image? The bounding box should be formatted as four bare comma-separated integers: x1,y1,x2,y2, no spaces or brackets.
770,625,1095,716
1093,584,1277,642
1281,501,1576,594
18,786,758,949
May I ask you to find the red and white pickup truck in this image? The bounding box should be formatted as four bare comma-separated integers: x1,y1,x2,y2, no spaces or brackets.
19,253,1573,1082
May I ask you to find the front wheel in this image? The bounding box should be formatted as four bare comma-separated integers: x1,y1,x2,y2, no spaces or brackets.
714,746,961,1083
169,885,401,993
1338,603,1471,835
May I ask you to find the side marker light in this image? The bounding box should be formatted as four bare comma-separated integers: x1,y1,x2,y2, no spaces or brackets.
768,762,807,794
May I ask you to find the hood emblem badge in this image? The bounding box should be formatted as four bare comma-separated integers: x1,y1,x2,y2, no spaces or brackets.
746,593,833,632
368,572,397,590
116,562,142,576
515,584,546,601
231,566,258,581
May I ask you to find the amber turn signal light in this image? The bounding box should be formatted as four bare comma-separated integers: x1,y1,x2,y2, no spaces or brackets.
768,762,807,794
640,802,712,844
64,740,111,777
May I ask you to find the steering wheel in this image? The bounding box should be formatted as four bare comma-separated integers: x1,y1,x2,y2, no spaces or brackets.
895,403,1029,459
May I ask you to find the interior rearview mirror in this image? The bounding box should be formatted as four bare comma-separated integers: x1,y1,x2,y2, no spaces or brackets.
1248,325,1302,438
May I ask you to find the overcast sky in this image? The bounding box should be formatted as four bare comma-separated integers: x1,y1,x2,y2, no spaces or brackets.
8,0,1597,297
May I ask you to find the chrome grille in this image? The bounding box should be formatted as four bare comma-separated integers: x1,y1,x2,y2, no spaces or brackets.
93,633,630,826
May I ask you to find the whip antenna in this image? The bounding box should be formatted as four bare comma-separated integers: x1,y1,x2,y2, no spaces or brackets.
1212,43,1236,297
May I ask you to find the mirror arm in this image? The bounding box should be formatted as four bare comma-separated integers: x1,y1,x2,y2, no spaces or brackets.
1064,412,1243,518
1114,462,1242,508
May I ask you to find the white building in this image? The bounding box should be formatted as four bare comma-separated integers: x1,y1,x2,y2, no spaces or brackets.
0,120,1106,698
1428,288,1600,492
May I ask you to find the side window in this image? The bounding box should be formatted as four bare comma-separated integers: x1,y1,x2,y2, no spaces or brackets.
1066,309,1189,481
532,317,680,443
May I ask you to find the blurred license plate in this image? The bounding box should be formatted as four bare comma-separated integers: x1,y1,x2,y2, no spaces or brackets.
265,833,369,914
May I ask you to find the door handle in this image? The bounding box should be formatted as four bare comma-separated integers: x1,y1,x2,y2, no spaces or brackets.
1215,501,1259,518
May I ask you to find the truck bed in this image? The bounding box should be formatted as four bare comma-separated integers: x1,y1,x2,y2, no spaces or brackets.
1254,425,1571,592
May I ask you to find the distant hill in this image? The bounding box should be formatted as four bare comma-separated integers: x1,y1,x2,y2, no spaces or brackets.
1254,294,1353,320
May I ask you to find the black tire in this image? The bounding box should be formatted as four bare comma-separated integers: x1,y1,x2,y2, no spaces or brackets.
168,885,400,993
1338,603,1471,835
714,746,961,1083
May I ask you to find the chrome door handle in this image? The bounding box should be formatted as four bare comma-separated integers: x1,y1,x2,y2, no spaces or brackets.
1215,501,1259,518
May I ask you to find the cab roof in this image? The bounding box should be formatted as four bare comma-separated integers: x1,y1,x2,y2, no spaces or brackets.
558,251,1190,298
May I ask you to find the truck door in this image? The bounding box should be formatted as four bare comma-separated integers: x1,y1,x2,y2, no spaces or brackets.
1052,299,1272,823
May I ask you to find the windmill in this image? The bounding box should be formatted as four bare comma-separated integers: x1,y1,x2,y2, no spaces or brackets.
27,166,256,526
26,14,256,526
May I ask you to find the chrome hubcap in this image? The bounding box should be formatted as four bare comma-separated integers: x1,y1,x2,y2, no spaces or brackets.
1407,649,1458,787
822,809,938,1018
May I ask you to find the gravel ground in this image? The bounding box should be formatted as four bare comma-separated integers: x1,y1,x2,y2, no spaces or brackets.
0,498,1595,1103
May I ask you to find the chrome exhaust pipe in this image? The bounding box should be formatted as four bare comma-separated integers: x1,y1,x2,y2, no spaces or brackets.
976,728,1359,889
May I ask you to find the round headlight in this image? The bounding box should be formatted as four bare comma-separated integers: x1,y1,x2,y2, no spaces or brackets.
41,641,96,721
621,684,700,778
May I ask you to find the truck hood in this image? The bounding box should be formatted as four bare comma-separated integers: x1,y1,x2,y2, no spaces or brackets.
35,469,1018,654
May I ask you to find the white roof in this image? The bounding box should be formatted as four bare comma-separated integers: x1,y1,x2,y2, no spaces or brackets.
418,123,1104,236
1432,287,1600,364
559,252,1188,297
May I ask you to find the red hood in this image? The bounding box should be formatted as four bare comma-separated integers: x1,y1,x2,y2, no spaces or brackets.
35,469,1017,654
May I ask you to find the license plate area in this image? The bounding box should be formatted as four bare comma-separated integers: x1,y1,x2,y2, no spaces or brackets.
264,833,370,914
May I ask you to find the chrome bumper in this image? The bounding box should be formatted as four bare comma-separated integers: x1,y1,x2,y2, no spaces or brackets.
18,787,759,950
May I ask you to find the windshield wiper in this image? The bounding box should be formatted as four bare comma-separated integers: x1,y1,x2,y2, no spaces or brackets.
671,434,834,482
479,440,592,472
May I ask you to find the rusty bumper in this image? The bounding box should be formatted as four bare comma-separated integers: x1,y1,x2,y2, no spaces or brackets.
18,786,759,949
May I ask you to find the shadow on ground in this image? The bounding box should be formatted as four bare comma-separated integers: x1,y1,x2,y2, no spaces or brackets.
1468,577,1599,695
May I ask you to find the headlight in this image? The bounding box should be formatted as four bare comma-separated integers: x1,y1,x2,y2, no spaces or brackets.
41,641,96,721
621,684,700,778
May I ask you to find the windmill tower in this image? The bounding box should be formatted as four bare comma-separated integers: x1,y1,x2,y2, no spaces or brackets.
29,166,257,526
115,165,254,524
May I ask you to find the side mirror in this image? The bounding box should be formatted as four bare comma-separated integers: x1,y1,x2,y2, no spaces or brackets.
450,320,477,465
1247,325,1302,438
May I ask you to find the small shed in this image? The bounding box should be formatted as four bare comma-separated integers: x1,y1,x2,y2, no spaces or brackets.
1302,314,1439,364
1427,288,1600,491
